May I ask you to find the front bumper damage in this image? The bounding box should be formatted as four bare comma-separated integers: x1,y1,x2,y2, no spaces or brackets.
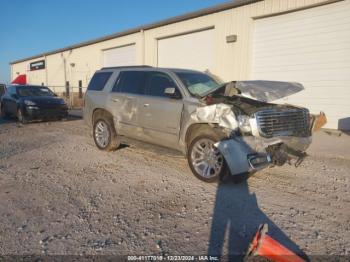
188,81,328,177
215,136,312,176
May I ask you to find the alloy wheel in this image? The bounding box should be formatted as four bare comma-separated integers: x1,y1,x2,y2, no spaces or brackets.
191,138,224,179
94,120,110,148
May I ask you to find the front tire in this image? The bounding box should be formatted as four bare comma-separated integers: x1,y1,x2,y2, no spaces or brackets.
17,108,27,124
187,133,228,183
93,117,120,151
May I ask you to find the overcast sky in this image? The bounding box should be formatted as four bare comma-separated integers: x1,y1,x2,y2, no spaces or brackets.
0,0,228,83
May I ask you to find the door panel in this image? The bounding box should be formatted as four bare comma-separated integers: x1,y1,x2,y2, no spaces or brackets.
138,71,183,149
138,96,183,149
4,87,18,115
107,92,140,138
6,97,17,115
106,70,145,139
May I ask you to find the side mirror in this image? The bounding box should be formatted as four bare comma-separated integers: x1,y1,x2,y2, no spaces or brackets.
164,87,181,99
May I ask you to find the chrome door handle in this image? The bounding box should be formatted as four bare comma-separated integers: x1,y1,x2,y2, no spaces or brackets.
112,98,119,102
143,103,150,107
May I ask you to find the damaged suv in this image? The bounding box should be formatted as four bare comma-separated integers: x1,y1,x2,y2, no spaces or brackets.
84,66,325,182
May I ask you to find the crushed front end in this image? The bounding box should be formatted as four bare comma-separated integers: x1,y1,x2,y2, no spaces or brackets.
215,106,313,176
193,80,326,176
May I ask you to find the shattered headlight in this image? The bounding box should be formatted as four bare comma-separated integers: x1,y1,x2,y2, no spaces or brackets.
24,100,37,106
237,115,252,133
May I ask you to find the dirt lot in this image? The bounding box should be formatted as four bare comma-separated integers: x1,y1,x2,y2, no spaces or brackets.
0,113,349,258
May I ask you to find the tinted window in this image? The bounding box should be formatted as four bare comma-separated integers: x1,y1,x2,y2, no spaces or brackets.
87,72,112,91
145,72,176,97
112,71,146,94
7,86,16,95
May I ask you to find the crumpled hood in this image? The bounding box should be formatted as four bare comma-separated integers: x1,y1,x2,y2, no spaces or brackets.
234,81,304,102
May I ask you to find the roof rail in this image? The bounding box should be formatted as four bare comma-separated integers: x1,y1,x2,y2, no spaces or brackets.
101,65,153,70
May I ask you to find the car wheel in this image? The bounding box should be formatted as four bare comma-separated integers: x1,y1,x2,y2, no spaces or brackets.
93,117,120,151
17,108,27,124
187,134,228,183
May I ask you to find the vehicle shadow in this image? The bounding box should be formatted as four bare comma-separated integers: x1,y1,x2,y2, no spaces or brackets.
65,113,82,121
208,176,308,261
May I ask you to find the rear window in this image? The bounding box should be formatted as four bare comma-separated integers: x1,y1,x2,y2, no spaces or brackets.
112,71,146,94
87,72,112,91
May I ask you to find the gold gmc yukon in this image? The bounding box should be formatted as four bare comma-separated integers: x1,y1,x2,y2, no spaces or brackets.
84,66,326,182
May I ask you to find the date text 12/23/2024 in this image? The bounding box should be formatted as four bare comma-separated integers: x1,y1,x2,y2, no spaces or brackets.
127,256,219,261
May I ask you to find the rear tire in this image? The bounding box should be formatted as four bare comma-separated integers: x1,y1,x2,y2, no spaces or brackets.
17,108,27,124
93,116,120,151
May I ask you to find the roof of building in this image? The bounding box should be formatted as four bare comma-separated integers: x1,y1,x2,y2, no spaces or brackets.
10,0,261,65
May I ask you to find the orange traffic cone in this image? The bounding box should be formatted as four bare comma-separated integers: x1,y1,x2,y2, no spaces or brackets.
246,224,306,262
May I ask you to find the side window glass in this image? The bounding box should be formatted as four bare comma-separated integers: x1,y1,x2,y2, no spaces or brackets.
145,72,177,97
112,71,146,95
8,87,15,95
87,72,112,91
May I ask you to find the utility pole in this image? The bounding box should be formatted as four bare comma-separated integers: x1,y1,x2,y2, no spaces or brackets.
61,53,70,108
44,55,48,86
62,54,67,91
141,29,145,64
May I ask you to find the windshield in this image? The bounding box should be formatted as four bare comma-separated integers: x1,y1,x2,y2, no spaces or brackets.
17,86,55,97
176,72,221,97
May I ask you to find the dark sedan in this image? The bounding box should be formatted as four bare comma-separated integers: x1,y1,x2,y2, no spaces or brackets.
0,85,68,123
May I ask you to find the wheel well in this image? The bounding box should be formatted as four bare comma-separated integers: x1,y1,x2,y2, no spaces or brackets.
186,124,209,146
92,108,114,125
185,124,216,151
185,123,228,153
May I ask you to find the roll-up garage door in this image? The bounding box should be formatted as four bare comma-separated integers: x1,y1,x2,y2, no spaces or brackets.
103,44,136,67
252,1,350,130
158,29,214,72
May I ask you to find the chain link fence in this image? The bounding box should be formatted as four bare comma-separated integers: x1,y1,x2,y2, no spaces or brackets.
48,85,87,109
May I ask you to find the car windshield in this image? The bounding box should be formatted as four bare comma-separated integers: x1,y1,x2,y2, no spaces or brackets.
175,72,221,97
17,86,55,97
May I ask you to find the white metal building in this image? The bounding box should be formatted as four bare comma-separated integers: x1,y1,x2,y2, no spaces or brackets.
10,0,350,130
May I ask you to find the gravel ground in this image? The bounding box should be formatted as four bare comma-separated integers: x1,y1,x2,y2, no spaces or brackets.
0,114,349,258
